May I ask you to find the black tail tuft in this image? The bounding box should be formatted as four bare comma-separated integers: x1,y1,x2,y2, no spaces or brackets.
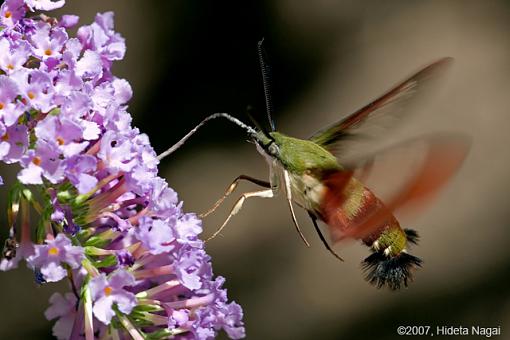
404,228,420,245
362,252,422,290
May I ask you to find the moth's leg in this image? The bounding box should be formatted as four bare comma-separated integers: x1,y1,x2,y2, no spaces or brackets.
308,212,344,262
200,175,270,218
283,170,311,247
206,188,274,242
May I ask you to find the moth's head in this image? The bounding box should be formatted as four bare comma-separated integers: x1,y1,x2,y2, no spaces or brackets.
252,130,281,160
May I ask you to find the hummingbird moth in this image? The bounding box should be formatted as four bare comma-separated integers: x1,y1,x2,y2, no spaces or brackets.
159,41,469,290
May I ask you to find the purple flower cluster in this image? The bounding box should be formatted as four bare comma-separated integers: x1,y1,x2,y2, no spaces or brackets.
0,1,244,339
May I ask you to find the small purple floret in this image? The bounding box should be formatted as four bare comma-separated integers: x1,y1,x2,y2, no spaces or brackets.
27,233,84,282
89,269,137,324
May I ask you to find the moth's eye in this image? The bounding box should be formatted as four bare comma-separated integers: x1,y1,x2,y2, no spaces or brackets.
268,142,279,156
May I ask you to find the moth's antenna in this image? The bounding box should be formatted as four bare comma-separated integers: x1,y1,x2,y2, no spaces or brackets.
157,113,257,161
258,38,276,131
246,106,274,142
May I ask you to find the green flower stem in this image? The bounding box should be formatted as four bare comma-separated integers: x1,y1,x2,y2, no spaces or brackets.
116,312,145,340
135,280,180,299
82,258,100,277
85,246,117,256
21,187,43,214
83,283,95,340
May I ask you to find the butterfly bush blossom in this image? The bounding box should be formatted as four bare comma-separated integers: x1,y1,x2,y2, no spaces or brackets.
0,1,245,339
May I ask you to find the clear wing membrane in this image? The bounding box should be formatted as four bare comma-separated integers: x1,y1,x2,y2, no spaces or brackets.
309,58,454,156
338,133,470,240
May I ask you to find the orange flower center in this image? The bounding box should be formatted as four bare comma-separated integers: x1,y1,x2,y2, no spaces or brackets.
32,156,42,166
48,247,59,256
104,286,113,296
7,63,14,70
56,136,65,145
27,91,35,100
4,11,12,19
0,102,4,110
0,133,8,142
44,49,52,56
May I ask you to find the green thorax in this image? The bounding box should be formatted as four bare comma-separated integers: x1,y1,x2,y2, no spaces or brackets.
265,131,341,175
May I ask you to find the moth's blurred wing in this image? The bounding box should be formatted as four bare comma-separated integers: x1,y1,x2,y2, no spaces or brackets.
331,133,470,241
309,58,453,158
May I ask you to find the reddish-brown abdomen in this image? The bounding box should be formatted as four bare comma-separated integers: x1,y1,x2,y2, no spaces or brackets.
320,171,400,244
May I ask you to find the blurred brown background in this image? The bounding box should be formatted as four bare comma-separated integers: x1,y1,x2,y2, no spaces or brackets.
1,0,510,339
